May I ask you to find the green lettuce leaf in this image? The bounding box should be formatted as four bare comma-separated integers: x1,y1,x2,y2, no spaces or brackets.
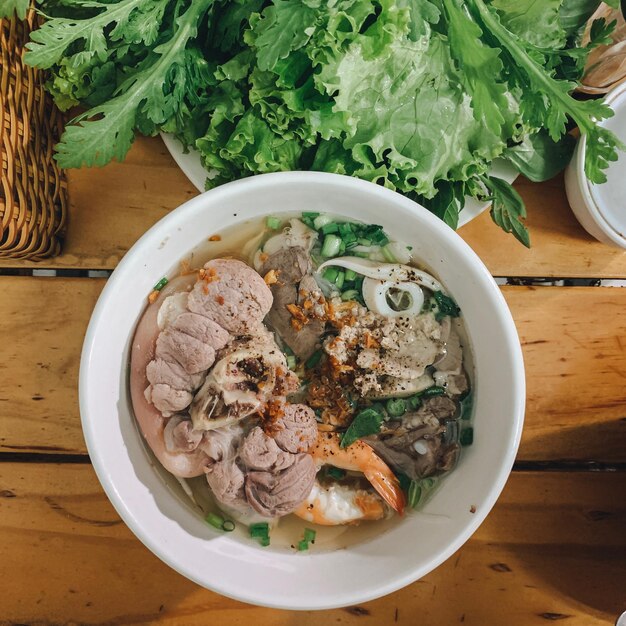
0,0,29,19
318,10,516,197
491,0,567,48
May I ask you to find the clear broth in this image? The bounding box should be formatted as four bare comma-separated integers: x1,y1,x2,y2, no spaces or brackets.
151,214,474,552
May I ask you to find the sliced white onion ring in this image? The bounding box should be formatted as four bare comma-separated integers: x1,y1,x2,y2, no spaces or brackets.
317,257,445,318
316,257,445,294
362,277,424,317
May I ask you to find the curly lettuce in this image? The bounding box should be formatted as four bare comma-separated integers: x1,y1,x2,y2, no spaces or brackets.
18,0,625,246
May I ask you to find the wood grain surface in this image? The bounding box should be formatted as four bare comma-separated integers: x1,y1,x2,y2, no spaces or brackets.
1,463,624,626
1,136,626,278
1,277,625,461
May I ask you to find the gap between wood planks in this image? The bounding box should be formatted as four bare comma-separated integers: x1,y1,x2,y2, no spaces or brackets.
1,268,625,287
1,451,625,472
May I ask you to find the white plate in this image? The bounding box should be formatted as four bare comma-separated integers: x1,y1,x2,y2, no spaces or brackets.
161,133,518,228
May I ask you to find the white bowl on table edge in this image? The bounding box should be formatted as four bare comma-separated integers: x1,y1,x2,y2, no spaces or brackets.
79,172,525,610
160,132,519,228
565,81,626,248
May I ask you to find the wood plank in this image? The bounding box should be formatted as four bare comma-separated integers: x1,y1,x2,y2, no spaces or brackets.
0,277,105,454
1,464,624,625
460,175,626,279
1,136,626,278
504,285,626,462
1,278,626,461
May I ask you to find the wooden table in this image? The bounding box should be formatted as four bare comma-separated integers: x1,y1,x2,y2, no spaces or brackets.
1,136,625,625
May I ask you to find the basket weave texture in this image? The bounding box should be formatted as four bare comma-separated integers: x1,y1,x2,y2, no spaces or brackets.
1,9,67,260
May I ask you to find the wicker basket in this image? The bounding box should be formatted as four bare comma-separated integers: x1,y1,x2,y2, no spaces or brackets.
0,8,67,261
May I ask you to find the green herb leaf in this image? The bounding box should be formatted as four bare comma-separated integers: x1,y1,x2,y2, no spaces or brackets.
341,407,385,448
248,0,318,72
39,0,213,168
504,130,576,182
0,0,29,19
432,291,460,321
483,175,530,248
443,0,511,137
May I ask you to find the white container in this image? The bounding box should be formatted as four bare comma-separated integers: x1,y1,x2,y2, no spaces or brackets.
79,172,525,610
565,82,626,247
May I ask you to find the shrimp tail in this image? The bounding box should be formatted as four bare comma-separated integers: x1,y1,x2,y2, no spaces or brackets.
364,466,406,516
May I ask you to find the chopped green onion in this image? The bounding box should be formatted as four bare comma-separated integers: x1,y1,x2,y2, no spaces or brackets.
153,277,169,291
408,481,423,508
338,240,346,255
249,522,270,538
345,240,359,250
266,216,281,230
397,472,411,493
422,386,446,398
334,270,345,290
357,238,372,247
341,289,360,302
259,536,270,547
222,520,235,532
338,222,353,237
321,222,339,235
321,234,342,257
313,214,333,230
381,245,397,263
386,397,407,418
304,528,316,543
344,269,357,281
353,251,369,258
305,349,323,369
286,355,297,370
322,267,339,283
298,539,309,551
327,466,346,480
206,512,225,530
302,212,320,219
407,394,422,411
460,392,473,421
460,427,474,447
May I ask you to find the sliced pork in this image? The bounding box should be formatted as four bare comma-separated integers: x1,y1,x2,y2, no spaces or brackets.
188,259,272,334
190,328,298,431
260,246,325,360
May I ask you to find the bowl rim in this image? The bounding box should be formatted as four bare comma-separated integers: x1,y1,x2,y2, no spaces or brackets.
79,171,525,610
575,81,626,247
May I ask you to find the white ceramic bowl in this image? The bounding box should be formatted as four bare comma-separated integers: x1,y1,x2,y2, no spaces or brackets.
79,172,525,610
565,81,626,247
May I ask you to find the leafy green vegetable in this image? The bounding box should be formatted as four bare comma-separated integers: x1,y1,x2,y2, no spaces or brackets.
20,0,624,244
470,0,625,185
432,291,461,321
341,407,385,449
492,0,566,48
482,175,530,247
0,0,29,19
559,0,603,37
504,130,576,182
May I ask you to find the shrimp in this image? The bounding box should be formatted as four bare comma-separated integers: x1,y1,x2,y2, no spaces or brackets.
294,433,406,524
295,480,387,526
